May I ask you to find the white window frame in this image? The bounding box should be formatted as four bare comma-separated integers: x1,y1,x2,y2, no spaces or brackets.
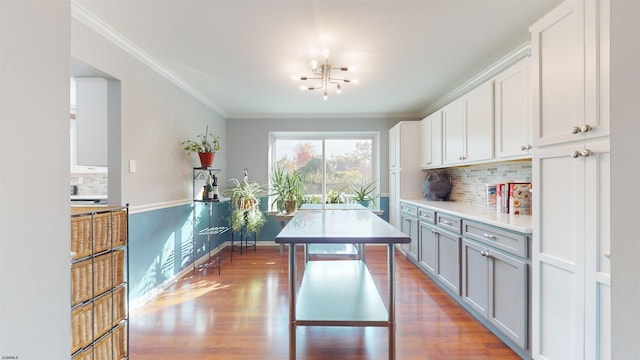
268,131,380,208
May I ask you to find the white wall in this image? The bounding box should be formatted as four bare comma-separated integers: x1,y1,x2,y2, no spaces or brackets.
226,117,411,192
71,17,226,208
0,1,71,358
610,0,640,357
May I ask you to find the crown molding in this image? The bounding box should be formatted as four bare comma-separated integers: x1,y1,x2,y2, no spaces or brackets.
421,42,531,117
71,1,227,117
226,112,421,120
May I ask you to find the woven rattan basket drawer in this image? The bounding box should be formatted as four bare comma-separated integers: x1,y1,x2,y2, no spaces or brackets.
71,250,125,306
71,207,127,260
71,286,126,354
72,323,127,360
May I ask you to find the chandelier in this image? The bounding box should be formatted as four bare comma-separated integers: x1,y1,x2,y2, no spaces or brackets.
293,49,355,101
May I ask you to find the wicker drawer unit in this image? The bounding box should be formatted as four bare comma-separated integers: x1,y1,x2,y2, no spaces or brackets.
71,286,127,353
70,206,128,358
72,323,127,360
71,207,127,260
71,249,125,306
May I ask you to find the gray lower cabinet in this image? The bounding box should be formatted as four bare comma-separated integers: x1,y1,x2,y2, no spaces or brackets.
400,203,419,261
436,229,461,295
418,221,437,274
462,222,529,350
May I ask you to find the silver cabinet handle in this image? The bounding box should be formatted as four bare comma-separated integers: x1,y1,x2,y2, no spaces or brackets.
431,228,437,234
520,145,527,151
570,126,581,134
604,252,611,259
581,124,593,133
571,150,580,158
526,144,533,150
480,251,487,257
442,220,452,225
483,233,497,239
581,149,593,157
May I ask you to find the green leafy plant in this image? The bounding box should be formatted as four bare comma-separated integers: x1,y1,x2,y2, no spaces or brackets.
223,178,267,234
182,125,221,155
326,188,346,204
351,180,379,206
269,166,305,213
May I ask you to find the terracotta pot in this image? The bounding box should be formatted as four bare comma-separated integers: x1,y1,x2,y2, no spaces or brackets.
198,152,214,168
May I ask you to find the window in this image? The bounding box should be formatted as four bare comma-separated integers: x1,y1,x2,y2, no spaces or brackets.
269,132,379,208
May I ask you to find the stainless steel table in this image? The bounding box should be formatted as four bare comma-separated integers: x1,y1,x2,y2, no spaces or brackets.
300,203,370,261
274,209,410,360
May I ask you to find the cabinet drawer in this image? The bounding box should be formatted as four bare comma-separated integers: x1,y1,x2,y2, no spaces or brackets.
437,213,462,234
400,203,418,218
463,220,529,258
418,208,435,224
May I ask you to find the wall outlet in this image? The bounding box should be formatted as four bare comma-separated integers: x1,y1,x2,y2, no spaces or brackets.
129,160,136,173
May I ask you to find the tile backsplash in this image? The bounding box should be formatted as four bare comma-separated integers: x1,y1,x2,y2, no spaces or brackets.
71,173,108,195
433,160,532,208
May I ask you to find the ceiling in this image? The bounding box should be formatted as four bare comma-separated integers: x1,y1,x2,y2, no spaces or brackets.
72,0,562,119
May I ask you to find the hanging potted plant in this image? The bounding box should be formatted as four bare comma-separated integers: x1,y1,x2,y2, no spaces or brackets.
224,177,267,234
351,180,378,208
182,125,221,168
269,166,305,214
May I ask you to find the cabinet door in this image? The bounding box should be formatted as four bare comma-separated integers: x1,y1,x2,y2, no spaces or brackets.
401,214,419,261
389,124,399,170
389,170,399,228
462,239,489,318
75,77,109,166
495,58,532,159
489,249,528,349
584,140,611,360
465,81,494,163
419,222,437,274
437,230,461,295
532,143,586,360
442,99,465,165
420,111,443,169
530,1,585,147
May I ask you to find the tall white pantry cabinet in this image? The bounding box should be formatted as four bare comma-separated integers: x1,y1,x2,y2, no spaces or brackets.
389,121,423,228
530,0,611,359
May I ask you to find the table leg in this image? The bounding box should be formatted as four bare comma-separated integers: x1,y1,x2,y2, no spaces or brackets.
388,243,396,360
288,243,297,360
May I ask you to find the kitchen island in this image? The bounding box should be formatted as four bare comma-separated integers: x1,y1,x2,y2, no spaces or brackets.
275,209,410,360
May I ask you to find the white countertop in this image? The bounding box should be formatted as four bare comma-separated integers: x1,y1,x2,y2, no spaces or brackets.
400,198,533,234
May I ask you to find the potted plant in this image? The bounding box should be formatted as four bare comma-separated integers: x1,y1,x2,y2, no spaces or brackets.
182,125,221,167
351,180,378,208
224,178,267,234
270,166,305,214
326,188,346,204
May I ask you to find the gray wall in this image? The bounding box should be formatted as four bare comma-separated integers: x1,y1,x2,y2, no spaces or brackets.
226,117,414,194
71,16,227,207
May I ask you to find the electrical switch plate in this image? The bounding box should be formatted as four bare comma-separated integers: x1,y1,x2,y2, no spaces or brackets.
129,160,136,173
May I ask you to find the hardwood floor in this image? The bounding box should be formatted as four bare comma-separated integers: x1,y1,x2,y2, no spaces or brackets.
130,245,520,359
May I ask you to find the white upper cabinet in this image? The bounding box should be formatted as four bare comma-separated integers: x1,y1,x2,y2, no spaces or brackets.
443,81,494,166
465,81,494,163
494,57,532,159
75,77,111,167
419,111,442,169
442,97,466,166
530,0,609,148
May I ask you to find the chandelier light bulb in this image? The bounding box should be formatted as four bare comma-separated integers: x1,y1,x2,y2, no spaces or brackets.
321,49,330,59
323,92,328,101
310,59,318,70
336,84,342,94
